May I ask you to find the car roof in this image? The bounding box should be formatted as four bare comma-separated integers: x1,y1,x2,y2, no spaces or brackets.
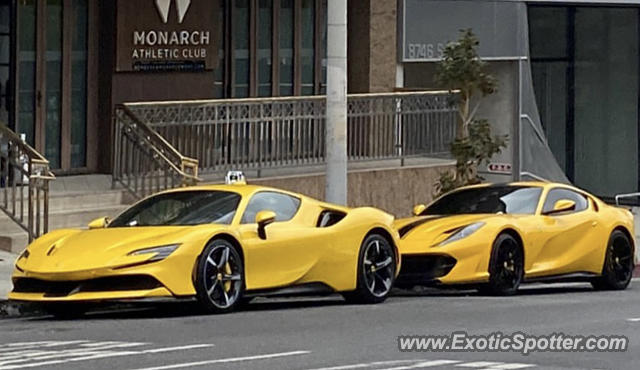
161,183,297,197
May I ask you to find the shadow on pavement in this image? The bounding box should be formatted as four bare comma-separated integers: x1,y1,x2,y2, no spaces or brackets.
14,282,626,321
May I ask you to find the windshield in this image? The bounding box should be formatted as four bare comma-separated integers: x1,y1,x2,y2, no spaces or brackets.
109,191,241,227
424,186,543,215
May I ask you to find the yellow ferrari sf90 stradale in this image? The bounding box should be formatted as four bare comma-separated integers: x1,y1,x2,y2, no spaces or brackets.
10,180,400,316
395,182,636,295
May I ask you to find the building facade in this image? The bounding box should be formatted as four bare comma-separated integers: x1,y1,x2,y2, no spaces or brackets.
399,0,640,201
1,0,638,201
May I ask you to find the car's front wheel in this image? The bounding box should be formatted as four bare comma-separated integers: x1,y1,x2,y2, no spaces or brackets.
195,239,245,314
343,233,396,304
592,230,634,291
479,233,524,296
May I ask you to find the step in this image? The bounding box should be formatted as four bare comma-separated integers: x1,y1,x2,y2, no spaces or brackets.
46,205,128,231
0,205,127,234
0,205,128,253
0,189,126,216
0,233,29,254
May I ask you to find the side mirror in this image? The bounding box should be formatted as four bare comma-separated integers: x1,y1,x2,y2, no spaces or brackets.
544,199,576,216
88,217,110,229
413,204,427,216
256,210,276,240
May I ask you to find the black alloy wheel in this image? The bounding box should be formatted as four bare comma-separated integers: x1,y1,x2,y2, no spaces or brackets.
480,233,524,296
195,239,245,314
343,233,396,304
592,230,634,291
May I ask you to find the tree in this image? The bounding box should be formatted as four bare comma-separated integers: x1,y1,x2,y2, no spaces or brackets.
434,29,508,195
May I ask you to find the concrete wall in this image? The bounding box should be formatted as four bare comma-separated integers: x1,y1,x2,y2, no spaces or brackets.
403,60,519,183
251,163,454,218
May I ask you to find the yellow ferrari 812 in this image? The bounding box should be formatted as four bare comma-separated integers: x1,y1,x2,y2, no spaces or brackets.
10,178,400,316
395,182,636,295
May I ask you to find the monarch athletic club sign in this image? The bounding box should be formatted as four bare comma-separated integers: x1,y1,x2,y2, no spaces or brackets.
116,0,219,72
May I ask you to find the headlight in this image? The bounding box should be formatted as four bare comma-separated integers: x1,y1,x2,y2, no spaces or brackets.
437,222,485,247
128,244,181,262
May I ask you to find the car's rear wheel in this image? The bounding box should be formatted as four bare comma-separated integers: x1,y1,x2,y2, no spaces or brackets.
592,230,634,291
479,233,524,296
195,239,245,314
343,233,396,304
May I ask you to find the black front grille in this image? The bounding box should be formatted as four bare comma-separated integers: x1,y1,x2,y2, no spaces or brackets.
12,275,163,297
396,254,457,287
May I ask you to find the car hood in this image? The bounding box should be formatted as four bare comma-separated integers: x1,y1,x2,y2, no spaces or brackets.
394,214,499,252
16,226,210,275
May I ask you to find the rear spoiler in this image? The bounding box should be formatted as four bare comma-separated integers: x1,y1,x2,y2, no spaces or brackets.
615,192,640,207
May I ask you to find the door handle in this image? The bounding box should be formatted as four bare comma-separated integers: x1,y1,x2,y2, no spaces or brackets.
592,221,598,227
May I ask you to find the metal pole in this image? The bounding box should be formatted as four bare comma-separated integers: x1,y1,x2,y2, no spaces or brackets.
325,0,348,205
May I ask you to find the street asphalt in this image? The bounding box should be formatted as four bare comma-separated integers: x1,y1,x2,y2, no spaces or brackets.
1,282,640,370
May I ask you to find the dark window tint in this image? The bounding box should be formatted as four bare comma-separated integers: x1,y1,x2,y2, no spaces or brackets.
109,191,241,227
542,188,588,214
242,191,301,224
425,186,543,215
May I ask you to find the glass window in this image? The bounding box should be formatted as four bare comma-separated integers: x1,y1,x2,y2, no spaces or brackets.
214,0,225,98
257,0,272,97
301,0,315,95
542,188,588,214
233,0,250,98
529,6,640,198
241,191,301,224
17,0,36,146
109,191,242,227
279,0,294,96
70,0,87,168
573,8,638,197
44,0,63,169
425,186,543,215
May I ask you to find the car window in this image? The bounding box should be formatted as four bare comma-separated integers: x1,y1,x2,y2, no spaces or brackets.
241,191,301,224
425,186,542,215
542,188,589,215
109,191,241,227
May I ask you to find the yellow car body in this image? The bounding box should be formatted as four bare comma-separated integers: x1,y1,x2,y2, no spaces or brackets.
9,184,400,306
395,182,636,291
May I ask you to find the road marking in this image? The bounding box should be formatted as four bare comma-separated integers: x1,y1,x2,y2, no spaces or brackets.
308,360,432,370
456,362,504,368
129,350,312,370
626,318,640,322
0,341,215,370
310,359,536,370
380,360,462,370
142,344,214,354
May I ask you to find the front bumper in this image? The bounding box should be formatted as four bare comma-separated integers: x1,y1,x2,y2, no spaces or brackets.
396,254,457,287
9,252,200,302
8,273,179,302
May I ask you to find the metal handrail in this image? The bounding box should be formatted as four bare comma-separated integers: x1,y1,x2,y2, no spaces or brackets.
123,90,458,107
119,91,457,176
112,106,200,199
615,192,640,207
0,123,55,243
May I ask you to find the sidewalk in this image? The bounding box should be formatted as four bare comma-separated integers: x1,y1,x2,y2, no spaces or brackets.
0,250,15,300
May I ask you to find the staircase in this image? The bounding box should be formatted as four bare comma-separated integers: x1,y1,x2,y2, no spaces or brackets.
0,175,130,253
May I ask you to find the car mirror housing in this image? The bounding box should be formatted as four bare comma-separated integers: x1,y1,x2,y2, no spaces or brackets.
88,217,110,229
413,204,427,216
256,210,276,240
544,199,576,216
